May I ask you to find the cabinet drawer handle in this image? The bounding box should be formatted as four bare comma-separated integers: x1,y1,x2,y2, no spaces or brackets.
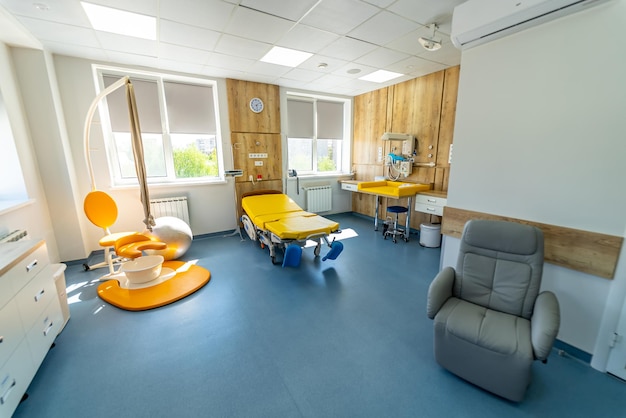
427,199,436,203
34,289,45,302
26,259,38,272
0,378,16,405
426,207,437,212
43,322,54,337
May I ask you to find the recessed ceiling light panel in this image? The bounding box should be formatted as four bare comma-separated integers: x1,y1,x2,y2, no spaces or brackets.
359,70,403,83
81,2,156,40
260,46,312,68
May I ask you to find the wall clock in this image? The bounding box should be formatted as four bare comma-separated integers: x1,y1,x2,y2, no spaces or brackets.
249,97,264,113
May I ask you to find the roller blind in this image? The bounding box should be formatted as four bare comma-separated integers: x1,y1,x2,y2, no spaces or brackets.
164,81,216,134
287,99,314,138
103,76,162,133
317,100,344,140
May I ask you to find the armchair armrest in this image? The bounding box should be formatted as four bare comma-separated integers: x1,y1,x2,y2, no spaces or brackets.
427,266,455,319
531,291,560,361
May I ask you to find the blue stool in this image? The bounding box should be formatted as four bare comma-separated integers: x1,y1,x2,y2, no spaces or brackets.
384,205,409,243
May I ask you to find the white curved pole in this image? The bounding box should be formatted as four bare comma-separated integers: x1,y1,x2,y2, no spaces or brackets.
83,76,129,191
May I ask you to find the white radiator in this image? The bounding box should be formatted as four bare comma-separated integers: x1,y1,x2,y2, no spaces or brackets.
150,196,190,224
305,185,332,213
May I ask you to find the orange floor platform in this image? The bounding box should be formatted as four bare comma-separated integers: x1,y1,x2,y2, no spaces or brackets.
97,260,210,311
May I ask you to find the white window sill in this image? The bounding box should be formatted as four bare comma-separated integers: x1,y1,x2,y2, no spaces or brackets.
0,198,35,216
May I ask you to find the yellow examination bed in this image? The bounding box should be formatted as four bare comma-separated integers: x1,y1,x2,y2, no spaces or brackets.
241,190,343,266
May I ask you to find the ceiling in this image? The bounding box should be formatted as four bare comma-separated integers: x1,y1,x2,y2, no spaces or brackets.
0,0,464,96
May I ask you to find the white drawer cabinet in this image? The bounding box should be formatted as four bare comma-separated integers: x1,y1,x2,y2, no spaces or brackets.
340,182,358,192
0,240,62,418
415,193,448,217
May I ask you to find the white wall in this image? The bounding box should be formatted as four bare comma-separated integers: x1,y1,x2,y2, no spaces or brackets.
0,43,58,260
444,0,626,363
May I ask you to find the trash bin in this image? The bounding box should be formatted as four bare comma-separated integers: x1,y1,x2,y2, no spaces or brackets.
420,223,442,248
53,263,70,333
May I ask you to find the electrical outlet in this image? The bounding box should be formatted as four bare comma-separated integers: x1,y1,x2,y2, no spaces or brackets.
377,146,383,162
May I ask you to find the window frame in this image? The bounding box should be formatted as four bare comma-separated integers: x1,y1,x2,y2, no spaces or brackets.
94,65,224,187
286,92,351,176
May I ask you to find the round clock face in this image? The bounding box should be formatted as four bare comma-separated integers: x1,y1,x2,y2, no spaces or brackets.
249,97,264,113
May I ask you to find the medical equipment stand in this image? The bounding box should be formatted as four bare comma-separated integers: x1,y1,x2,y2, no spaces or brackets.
224,170,244,241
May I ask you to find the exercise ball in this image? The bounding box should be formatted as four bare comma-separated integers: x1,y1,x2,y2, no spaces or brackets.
144,216,193,260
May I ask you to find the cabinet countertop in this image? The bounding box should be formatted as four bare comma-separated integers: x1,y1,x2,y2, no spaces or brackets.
0,239,45,276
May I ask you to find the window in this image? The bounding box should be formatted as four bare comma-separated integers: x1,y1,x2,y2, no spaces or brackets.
287,95,348,174
97,68,222,185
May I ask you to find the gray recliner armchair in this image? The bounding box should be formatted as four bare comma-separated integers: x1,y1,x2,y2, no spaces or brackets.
427,219,560,402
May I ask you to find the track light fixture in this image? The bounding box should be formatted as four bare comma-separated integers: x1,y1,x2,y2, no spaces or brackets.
418,23,442,51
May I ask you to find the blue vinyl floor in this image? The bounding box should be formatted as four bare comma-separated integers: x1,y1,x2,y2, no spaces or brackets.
13,213,626,417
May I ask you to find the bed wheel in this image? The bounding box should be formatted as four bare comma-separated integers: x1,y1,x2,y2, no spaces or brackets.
83,263,90,271
314,244,321,257
271,256,278,265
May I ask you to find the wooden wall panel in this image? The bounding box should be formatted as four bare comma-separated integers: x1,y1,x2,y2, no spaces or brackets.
351,67,460,227
231,133,281,183
353,88,389,165
442,206,624,279
437,66,460,168
226,79,280,133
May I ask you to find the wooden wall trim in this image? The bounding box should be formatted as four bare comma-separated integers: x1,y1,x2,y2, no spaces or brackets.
442,206,623,279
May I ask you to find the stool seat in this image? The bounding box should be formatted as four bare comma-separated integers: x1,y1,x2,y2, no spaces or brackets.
387,205,408,214
384,205,409,243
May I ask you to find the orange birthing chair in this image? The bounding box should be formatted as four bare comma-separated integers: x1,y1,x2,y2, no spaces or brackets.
83,190,166,277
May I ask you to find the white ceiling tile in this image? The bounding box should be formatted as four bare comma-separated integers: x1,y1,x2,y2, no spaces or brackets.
158,42,211,65
298,54,349,73
331,63,378,79
362,0,396,8
247,61,291,78
224,6,294,44
301,0,380,35
318,37,378,61
1,0,91,27
276,24,340,54
160,19,221,51
355,47,409,68
106,50,160,68
281,68,324,83
0,0,461,96
207,52,255,72
97,32,158,56
14,17,100,48
214,34,271,60
201,65,245,79
45,42,108,61
388,0,465,33
415,43,461,66
386,26,434,55
159,0,236,32
240,0,319,21
348,10,419,46
385,56,447,75
87,0,158,16
157,58,205,76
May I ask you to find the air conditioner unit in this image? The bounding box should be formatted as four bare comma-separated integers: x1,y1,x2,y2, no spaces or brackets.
451,0,608,50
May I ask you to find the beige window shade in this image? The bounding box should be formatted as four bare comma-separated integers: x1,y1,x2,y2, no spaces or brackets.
287,99,314,138
103,75,162,133
317,100,344,140
164,81,216,134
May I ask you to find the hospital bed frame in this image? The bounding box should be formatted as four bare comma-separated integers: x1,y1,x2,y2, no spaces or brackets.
240,190,340,265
